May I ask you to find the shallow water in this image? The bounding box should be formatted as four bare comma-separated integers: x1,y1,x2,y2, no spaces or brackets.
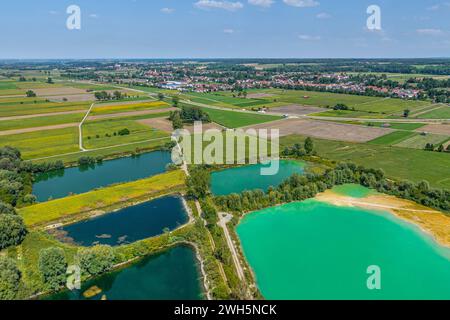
237,197,450,300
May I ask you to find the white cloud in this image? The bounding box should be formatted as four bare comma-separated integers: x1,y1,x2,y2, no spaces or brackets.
161,8,175,14
224,28,235,33
298,34,321,40
427,2,450,11
416,28,445,36
248,0,274,7
316,12,331,19
283,0,319,8
195,0,244,11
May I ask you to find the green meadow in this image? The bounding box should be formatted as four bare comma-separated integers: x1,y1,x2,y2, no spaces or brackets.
416,106,450,119
395,134,449,149
369,131,418,145
281,134,450,189
203,107,281,128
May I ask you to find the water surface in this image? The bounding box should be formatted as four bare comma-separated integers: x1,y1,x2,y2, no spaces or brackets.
34,151,172,202
49,246,203,300
59,195,188,246
237,199,450,300
211,160,305,196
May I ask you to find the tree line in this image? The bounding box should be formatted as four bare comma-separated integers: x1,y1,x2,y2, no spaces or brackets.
214,162,449,215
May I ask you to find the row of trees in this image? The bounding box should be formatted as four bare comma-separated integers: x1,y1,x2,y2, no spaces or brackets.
38,245,115,291
425,143,450,153
94,90,127,101
169,106,211,130
215,162,450,214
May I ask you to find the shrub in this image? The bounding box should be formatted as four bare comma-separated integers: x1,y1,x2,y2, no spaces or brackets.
118,128,130,136
0,256,21,300
0,214,27,250
39,247,68,290
77,245,115,276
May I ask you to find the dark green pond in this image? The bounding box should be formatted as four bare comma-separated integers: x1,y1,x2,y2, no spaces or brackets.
211,160,305,196
58,195,188,246
33,151,172,202
48,246,204,300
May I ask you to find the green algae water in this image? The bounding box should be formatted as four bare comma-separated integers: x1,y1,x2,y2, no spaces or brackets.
331,183,377,198
33,151,172,202
48,246,203,300
211,160,305,196
237,200,450,300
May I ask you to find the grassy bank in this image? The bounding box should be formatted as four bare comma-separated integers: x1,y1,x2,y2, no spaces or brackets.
19,170,186,227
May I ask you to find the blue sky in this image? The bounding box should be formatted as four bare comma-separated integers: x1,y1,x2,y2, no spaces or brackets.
0,0,449,59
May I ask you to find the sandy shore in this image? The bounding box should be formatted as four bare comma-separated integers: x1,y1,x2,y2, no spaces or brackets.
316,190,450,248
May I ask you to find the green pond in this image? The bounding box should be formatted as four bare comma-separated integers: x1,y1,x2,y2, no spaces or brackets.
48,246,204,300
332,183,377,198
33,151,172,202
237,186,450,300
211,160,305,196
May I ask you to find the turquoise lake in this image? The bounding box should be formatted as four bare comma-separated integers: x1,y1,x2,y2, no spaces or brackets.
58,195,188,246
33,150,172,202
237,190,450,300
48,246,203,300
211,160,305,196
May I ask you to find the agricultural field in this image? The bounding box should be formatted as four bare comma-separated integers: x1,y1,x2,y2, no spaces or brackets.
182,91,280,109
0,113,84,132
369,131,418,145
281,135,450,189
91,101,168,115
415,105,450,119
0,127,79,159
19,170,185,227
247,118,392,142
0,99,90,118
202,107,282,128
364,122,426,131
83,118,170,149
395,133,449,149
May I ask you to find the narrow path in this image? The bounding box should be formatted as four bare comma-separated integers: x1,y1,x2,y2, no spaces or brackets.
174,139,230,291
78,103,95,151
218,212,245,281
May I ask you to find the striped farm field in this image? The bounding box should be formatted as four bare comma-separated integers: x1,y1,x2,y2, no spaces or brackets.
0,127,79,159
83,118,170,149
91,101,169,115
416,106,450,119
0,100,90,117
395,133,449,149
369,131,418,145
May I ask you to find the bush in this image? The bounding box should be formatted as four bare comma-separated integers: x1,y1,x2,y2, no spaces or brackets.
0,202,16,215
39,247,68,290
77,245,115,276
0,214,27,250
78,156,96,166
0,256,21,300
118,128,130,136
